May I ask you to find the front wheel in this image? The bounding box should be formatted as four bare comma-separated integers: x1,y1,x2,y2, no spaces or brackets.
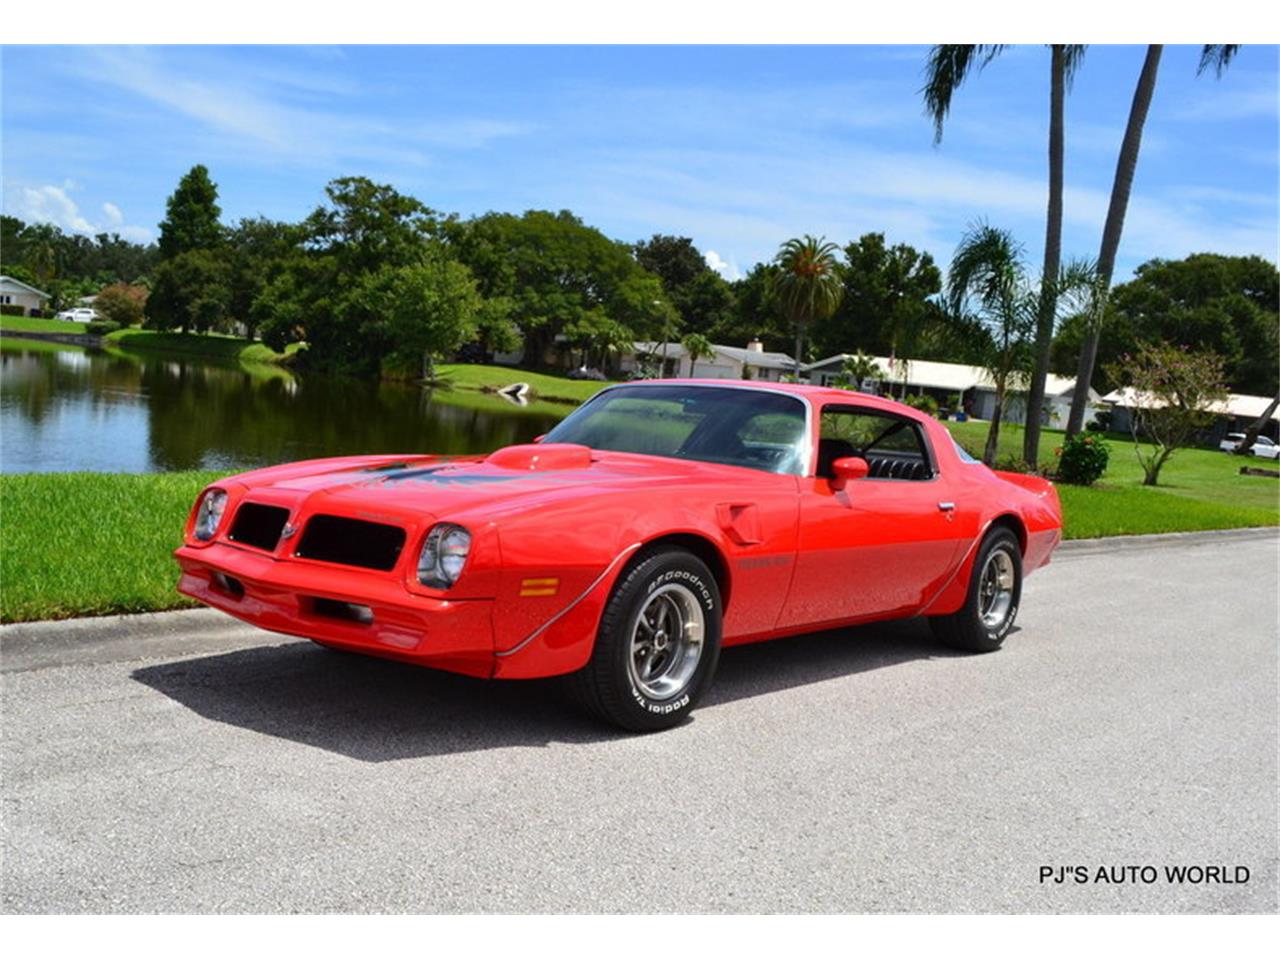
929,527,1022,653
567,548,723,732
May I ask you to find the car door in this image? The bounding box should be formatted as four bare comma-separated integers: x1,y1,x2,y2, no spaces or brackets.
776,403,966,631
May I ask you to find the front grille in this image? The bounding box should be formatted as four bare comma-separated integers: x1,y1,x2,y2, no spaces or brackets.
295,515,406,571
228,502,290,551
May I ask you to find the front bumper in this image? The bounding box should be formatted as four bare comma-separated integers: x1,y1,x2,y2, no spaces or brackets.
175,542,496,677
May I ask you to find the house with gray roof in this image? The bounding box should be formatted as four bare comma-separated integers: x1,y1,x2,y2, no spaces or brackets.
624,339,797,381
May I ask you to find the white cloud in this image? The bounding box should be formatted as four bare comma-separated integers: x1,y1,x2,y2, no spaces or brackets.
76,47,532,168
702,249,741,281
14,185,96,233
8,183,151,241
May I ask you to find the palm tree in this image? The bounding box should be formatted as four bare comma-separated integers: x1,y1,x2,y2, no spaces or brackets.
1064,44,1241,436
947,224,1097,466
681,332,713,375
23,223,61,287
947,225,1031,464
1198,45,1240,77
774,235,843,378
923,44,1087,466
1064,45,1163,437
837,350,884,390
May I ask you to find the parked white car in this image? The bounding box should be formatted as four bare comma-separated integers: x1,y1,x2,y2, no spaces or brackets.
1219,433,1280,458
55,307,99,323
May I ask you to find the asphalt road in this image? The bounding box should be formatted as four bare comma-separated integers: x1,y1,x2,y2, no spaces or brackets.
2,529,1276,913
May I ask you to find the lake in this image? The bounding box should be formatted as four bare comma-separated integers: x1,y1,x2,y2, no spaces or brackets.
0,340,571,474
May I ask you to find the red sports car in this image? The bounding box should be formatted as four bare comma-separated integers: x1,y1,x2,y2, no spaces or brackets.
175,380,1062,730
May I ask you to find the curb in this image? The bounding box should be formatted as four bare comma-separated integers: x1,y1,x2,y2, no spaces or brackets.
3,527,1274,661
1057,525,1277,556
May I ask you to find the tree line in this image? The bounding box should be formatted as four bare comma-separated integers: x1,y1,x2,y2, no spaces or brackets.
2,163,1274,403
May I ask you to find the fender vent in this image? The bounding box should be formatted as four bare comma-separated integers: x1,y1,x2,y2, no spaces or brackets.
295,515,406,571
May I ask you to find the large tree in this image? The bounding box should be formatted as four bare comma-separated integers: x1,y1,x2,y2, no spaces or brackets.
923,43,1087,465
157,165,223,259
774,235,844,376
712,263,789,353
145,249,231,334
634,234,736,337
1052,253,1279,398
226,217,301,340
256,178,457,376
360,244,486,380
450,210,673,368
815,232,942,361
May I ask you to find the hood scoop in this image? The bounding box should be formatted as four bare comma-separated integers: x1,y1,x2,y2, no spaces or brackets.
485,443,593,472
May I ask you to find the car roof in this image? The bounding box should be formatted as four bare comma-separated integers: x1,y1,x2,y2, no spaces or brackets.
610,378,922,417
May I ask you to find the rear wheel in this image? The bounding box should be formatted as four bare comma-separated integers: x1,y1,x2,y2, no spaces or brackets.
929,527,1022,653
567,548,722,732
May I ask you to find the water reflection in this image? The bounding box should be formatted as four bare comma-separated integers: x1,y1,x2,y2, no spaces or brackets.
1,341,569,474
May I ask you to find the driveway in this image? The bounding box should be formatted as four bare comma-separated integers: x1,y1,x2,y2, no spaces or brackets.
2,529,1276,912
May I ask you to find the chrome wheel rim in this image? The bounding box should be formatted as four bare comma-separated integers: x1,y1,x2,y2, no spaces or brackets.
978,547,1016,629
627,583,706,700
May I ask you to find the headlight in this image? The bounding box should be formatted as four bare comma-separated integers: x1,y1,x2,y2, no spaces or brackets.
193,489,228,541
418,523,472,589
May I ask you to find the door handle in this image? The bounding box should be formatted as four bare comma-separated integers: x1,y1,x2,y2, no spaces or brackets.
937,501,955,512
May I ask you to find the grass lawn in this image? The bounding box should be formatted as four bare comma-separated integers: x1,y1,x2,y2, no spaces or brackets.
1,471,220,623
434,363,614,404
107,329,303,365
0,315,93,334
947,419,1279,538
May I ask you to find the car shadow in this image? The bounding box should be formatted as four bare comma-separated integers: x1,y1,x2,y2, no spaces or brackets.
131,618,987,761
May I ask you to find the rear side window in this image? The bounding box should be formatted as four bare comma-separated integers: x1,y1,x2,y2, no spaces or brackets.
817,407,934,480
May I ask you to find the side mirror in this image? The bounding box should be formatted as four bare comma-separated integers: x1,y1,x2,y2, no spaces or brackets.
830,456,869,491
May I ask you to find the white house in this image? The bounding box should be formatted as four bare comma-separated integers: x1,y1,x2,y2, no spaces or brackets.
1102,387,1280,443
0,276,51,316
621,339,798,382
803,353,1103,427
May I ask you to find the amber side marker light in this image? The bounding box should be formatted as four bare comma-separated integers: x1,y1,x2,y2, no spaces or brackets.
520,577,560,597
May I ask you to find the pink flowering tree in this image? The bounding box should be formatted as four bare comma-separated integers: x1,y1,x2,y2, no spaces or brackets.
1107,343,1228,485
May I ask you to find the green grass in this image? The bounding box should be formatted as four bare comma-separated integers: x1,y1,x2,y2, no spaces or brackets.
434,363,614,404
1,472,221,623
0,315,93,334
107,329,303,365
945,419,1279,539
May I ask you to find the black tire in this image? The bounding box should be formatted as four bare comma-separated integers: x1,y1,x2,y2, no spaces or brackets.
929,527,1022,653
567,548,723,732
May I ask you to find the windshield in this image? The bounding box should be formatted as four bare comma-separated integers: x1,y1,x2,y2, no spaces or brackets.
543,385,808,475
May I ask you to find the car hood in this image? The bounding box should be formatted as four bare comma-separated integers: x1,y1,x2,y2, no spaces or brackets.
226,444,762,522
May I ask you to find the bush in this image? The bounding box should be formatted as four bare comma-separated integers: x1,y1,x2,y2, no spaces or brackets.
902,393,939,417
1055,433,1110,485
992,455,1037,475
94,283,148,328
0,304,26,317
1086,410,1112,433
85,320,122,336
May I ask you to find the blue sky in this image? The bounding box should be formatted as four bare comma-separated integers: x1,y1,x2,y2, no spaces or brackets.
2,44,1276,281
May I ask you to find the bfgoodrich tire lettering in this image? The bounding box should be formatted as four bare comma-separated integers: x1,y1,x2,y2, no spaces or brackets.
568,548,723,732
929,527,1022,653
